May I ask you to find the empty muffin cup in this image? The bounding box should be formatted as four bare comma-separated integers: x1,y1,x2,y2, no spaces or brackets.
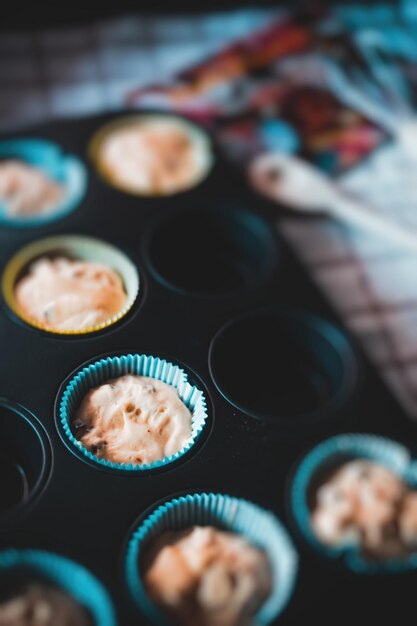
89,113,213,196
0,399,51,525
125,492,298,625
2,234,139,335
0,549,116,626
145,206,278,296
58,353,208,472
209,308,359,427
291,433,417,573
0,139,87,228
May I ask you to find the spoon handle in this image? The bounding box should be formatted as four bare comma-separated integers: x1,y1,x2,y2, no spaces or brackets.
331,194,417,254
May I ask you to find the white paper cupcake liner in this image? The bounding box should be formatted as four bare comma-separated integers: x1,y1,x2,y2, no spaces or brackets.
2,234,139,335
89,113,213,196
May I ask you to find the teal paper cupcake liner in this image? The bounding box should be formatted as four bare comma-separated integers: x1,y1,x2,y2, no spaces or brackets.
0,549,116,626
0,139,87,228
292,433,417,573
59,354,208,472
125,492,298,625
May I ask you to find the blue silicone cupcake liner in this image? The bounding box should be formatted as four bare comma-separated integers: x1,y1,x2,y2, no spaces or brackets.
0,139,87,227
59,354,208,472
292,433,417,573
125,492,298,625
0,549,116,626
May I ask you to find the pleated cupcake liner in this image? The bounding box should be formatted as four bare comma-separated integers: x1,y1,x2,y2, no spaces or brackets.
88,114,213,196
59,354,208,472
292,432,417,573
125,492,298,625
0,139,87,227
0,549,116,626
2,234,140,335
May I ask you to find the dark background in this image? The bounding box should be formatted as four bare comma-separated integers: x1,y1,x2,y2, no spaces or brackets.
0,1,399,30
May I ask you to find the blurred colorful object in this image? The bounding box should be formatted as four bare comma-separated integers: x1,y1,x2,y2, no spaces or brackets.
128,16,388,175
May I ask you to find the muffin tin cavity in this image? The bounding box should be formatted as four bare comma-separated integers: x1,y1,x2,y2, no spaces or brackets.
292,434,417,573
0,399,51,522
209,308,359,426
0,550,116,626
145,206,277,296
0,139,87,228
2,234,139,335
125,492,298,625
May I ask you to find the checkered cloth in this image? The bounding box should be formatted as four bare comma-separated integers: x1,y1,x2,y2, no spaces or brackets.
0,10,280,132
3,6,417,417
280,139,417,417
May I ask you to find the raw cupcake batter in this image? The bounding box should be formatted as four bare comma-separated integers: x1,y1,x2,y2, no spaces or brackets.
14,257,127,332
97,118,209,195
72,375,193,465
144,525,271,626
311,459,417,558
0,160,64,217
0,583,91,626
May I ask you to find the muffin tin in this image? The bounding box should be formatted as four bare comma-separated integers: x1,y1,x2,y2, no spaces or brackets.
0,111,416,625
